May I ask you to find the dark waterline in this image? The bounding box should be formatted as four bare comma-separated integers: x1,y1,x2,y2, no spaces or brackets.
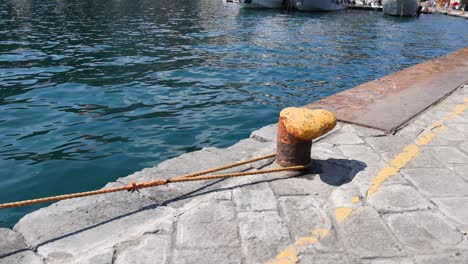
0,0,467,227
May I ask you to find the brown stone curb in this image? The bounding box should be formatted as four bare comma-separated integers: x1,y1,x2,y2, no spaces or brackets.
305,47,468,132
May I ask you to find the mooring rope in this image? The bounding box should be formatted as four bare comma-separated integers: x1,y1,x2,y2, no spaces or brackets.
0,153,309,209
175,153,275,179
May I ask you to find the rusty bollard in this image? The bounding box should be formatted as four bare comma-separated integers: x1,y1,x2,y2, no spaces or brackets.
276,107,337,167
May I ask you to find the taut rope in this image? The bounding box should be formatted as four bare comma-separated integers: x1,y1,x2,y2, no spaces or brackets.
0,153,309,209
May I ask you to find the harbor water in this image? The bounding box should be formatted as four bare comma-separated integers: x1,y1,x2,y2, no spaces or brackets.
0,0,467,227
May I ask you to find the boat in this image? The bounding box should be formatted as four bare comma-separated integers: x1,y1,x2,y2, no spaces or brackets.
238,0,284,8
239,0,349,10
382,0,418,16
291,0,349,11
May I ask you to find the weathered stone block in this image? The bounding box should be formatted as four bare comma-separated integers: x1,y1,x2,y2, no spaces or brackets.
312,142,348,160
136,146,266,207
238,211,291,264
42,206,173,262
14,189,174,260
352,167,409,197
219,171,268,189
0,252,43,264
175,200,239,249
429,146,468,165
367,185,433,213
361,258,414,264
233,182,277,212
278,196,341,252
364,136,413,163
414,252,468,264
173,247,242,264
451,165,468,182
269,173,333,203
451,113,468,124
400,168,468,197
157,147,250,177
212,190,232,201
386,211,463,254
328,184,362,208
338,145,384,165
278,196,329,239
227,138,271,157
397,123,425,139
349,125,386,138
250,124,277,143
65,249,114,264
405,147,447,168
335,207,404,258
324,131,365,145
459,142,468,155
412,110,450,128
114,235,170,264
298,253,355,264
430,127,467,146
433,197,468,225
0,228,43,264
453,123,468,137
0,228,28,257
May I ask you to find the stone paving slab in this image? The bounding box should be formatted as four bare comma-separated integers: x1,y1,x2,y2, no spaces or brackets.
1,81,468,264
385,211,463,254
0,228,42,264
336,206,405,258
367,184,434,213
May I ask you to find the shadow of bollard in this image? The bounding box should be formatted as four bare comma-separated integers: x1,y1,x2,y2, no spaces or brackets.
310,158,367,186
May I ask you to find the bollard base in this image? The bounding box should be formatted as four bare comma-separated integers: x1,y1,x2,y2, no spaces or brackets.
276,140,312,167
275,107,336,168
276,116,312,167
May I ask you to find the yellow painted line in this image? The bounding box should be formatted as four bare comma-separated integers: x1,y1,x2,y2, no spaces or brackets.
366,99,466,198
266,95,468,263
444,104,467,120
267,229,330,264
334,207,353,223
351,196,360,203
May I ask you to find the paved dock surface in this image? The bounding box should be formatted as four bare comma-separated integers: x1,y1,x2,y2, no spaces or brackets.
1,82,467,264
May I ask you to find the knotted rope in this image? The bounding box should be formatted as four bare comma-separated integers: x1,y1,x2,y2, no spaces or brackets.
0,153,309,209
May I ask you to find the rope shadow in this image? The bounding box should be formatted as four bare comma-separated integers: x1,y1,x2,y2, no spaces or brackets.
0,248,30,260
160,158,366,204
0,158,366,258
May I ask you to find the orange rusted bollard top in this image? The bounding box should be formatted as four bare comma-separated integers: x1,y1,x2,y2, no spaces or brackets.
276,107,337,167
279,107,337,141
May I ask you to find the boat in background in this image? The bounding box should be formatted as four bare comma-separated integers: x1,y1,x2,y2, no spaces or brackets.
382,0,418,16
291,0,349,11
239,0,349,11
238,0,284,8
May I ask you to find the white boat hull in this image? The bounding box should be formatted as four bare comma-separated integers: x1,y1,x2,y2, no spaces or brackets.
292,0,348,11
382,0,418,16
239,0,284,8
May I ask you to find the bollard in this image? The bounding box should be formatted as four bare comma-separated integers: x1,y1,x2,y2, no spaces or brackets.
276,107,337,167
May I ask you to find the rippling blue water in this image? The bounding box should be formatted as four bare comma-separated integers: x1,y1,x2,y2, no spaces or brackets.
0,0,467,227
